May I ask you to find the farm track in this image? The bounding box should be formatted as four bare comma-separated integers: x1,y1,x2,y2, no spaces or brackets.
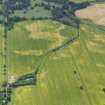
2,0,10,104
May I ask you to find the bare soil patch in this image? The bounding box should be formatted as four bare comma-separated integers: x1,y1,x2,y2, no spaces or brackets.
75,4,105,26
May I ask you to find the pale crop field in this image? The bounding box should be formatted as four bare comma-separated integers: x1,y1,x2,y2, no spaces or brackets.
75,4,105,26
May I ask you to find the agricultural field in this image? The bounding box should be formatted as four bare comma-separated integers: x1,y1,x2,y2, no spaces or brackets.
76,3,105,26
0,0,105,105
0,19,105,105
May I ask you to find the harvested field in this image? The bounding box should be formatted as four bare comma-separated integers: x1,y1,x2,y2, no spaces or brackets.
75,4,105,26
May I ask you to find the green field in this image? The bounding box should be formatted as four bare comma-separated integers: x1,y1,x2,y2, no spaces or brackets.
0,0,105,105
0,19,105,105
